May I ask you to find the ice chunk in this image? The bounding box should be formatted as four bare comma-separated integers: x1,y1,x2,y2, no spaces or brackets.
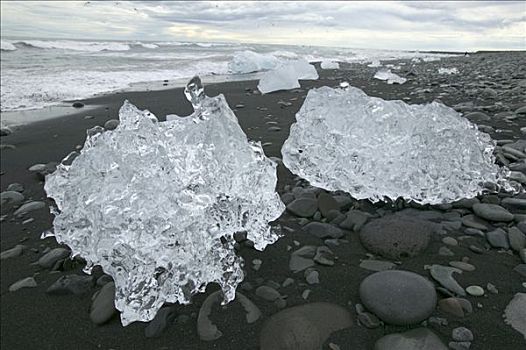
228,51,280,74
373,69,407,84
281,85,517,204
44,76,285,326
438,67,459,75
258,59,318,94
367,60,382,68
321,61,340,69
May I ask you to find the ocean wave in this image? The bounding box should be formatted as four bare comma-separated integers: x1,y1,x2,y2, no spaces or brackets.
1,40,17,51
155,41,238,48
12,40,131,52
134,42,159,49
0,61,229,112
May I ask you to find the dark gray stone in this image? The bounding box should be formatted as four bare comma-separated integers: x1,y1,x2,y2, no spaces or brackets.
473,203,514,222
317,192,340,218
508,227,526,252
145,305,177,337
359,216,432,259
303,222,345,239
286,198,318,218
90,282,116,325
38,248,70,269
339,210,370,231
359,270,437,325
486,228,510,249
46,274,94,295
374,328,447,350
104,119,120,130
13,201,46,216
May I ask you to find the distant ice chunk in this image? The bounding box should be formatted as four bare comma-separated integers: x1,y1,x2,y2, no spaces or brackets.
367,60,382,67
1,40,16,51
228,51,280,74
438,67,459,75
44,76,285,326
374,69,407,84
258,59,318,94
282,85,517,204
321,61,340,69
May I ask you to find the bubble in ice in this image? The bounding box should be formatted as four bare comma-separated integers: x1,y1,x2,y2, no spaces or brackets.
44,76,285,325
282,85,519,205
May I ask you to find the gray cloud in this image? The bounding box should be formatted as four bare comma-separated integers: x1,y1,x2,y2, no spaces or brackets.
1,1,524,50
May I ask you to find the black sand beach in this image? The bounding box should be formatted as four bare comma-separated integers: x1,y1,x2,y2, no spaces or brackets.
1,52,526,350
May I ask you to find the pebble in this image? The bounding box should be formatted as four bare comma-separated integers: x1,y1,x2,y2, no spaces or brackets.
359,270,437,325
374,328,447,350
485,228,510,249
428,265,465,296
317,192,340,218
508,227,526,252
304,268,320,284
442,237,458,246
286,198,318,217
452,326,474,341
449,341,472,350
0,191,24,205
486,282,498,294
72,101,84,108
38,247,70,269
289,245,316,273
282,278,294,287
255,285,281,301
461,214,488,230
438,297,472,317
259,302,352,350
6,183,24,192
1,244,25,260
473,203,514,222
9,277,37,292
90,282,116,325
313,246,334,266
464,228,484,237
104,119,120,130
359,259,395,272
302,222,345,239
449,261,475,272
359,216,432,259
338,210,370,231
13,201,46,217
466,285,484,296
46,274,94,295
302,289,311,300
144,305,177,337
439,246,455,256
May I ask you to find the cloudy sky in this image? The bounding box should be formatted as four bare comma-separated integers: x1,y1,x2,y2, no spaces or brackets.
1,1,525,51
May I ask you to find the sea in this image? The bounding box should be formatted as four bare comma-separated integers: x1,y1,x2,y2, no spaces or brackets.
0,37,454,114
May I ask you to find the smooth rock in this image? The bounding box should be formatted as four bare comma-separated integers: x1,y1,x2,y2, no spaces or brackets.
359,259,395,272
317,192,340,218
38,247,70,269
514,264,526,278
0,191,24,205
503,293,526,340
461,215,488,230
287,197,318,218
452,327,473,342
359,216,432,259
145,305,177,337
486,228,510,249
259,302,352,350
339,210,370,231
305,268,320,284
429,265,465,296
6,183,24,192
449,261,475,272
9,277,37,292
473,203,514,222
313,246,334,266
359,270,437,325
104,119,120,130
442,237,458,246
90,282,116,325
256,286,281,301
303,222,345,239
1,244,25,260
466,285,484,296
508,227,526,252
13,201,46,217
46,274,94,295
439,246,455,256
289,245,317,273
449,341,472,350
374,328,447,350
438,297,471,317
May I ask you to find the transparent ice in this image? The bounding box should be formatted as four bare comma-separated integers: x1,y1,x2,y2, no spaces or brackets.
258,59,318,94
373,69,407,84
438,67,459,75
321,61,340,69
228,50,279,74
282,86,516,204
367,60,382,68
44,76,285,326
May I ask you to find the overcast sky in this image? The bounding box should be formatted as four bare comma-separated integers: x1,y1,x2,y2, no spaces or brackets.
1,1,525,51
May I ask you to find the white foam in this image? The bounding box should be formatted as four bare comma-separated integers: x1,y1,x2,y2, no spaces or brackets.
1,40,17,51
14,40,131,52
